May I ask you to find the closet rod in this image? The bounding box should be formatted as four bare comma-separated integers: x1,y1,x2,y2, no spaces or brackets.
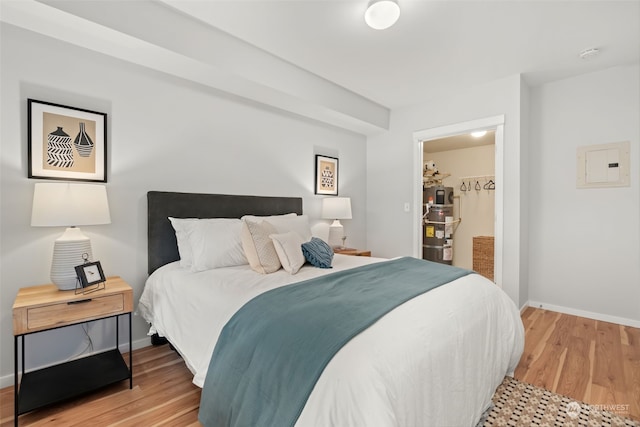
458,175,495,181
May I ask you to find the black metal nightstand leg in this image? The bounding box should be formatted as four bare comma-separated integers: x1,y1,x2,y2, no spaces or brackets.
129,312,133,389
14,335,18,427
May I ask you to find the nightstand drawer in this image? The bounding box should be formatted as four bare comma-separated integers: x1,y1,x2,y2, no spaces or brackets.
26,294,124,332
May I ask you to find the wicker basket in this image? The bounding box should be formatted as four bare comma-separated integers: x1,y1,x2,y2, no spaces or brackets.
473,236,494,282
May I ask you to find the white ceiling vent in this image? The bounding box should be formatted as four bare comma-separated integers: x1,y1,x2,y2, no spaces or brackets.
579,48,600,60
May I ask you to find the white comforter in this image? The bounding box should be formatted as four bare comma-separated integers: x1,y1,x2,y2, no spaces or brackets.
137,255,524,426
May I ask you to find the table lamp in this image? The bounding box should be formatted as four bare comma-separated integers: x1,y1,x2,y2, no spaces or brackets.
321,197,352,248
31,182,111,290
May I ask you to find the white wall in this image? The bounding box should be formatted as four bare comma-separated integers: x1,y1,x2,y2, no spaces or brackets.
0,24,368,384
366,74,527,307
426,145,495,270
519,81,531,317
528,65,640,325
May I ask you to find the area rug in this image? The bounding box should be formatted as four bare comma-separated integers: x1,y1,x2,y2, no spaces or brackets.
481,376,639,427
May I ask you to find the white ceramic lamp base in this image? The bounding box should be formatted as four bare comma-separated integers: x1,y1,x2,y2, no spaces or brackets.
50,227,93,290
328,221,344,248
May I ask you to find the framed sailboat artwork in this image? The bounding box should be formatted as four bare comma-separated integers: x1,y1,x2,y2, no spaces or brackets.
28,99,107,182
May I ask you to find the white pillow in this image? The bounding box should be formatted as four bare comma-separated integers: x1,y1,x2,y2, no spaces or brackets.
242,213,297,222
242,214,312,242
168,217,199,268
269,231,306,275
241,219,281,274
188,218,248,271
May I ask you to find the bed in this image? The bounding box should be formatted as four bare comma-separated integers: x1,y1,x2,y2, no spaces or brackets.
138,191,524,427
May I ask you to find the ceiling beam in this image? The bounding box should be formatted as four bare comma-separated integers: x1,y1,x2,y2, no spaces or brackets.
2,0,390,135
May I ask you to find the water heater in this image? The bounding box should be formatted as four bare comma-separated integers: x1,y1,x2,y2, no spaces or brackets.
423,186,454,265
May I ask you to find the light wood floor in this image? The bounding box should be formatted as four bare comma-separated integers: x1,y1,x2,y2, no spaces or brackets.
1,307,638,425
514,307,640,421
0,345,202,427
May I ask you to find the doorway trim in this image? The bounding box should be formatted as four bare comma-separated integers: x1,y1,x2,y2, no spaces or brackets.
412,115,505,287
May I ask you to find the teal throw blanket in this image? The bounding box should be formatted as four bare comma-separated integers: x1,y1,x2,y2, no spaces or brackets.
198,257,473,427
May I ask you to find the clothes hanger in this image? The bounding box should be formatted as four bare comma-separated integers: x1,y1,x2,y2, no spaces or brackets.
475,180,481,191
460,181,467,192
483,179,495,190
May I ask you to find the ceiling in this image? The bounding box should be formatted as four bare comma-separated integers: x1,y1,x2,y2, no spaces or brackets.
2,0,638,135
425,130,495,154
162,0,640,109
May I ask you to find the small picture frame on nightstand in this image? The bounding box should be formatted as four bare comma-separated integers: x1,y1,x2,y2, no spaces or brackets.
75,260,106,293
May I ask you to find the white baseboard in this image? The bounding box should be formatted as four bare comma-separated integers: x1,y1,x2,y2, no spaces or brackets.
0,336,152,389
525,300,640,328
519,302,529,314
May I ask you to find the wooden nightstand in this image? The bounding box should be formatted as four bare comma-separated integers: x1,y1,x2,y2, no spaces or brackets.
12,276,133,426
334,248,372,257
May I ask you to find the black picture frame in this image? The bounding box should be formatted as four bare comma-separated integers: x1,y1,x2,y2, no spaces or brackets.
28,99,108,182
315,155,339,195
75,260,106,287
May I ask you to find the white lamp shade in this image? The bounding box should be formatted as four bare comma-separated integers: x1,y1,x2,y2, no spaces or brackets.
31,183,111,227
321,197,352,220
365,0,400,30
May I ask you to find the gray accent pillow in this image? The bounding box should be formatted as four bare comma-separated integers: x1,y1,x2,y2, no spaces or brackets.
301,237,334,269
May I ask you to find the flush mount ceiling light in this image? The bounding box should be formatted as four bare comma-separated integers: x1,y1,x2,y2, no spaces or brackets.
579,47,600,60
365,0,400,30
471,130,487,138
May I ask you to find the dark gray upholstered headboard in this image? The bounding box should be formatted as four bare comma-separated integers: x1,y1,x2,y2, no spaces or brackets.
147,191,303,275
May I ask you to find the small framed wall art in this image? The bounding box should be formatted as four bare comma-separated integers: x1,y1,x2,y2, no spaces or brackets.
315,155,339,195
28,99,107,182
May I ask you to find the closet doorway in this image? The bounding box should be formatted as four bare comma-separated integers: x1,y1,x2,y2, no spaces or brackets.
412,115,504,288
